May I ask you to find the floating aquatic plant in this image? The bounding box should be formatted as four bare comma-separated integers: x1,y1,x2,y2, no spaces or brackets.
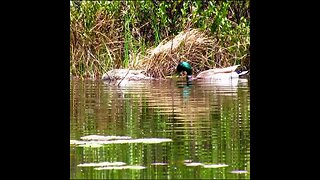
78,161,145,170
80,135,132,141
183,160,193,163
78,162,127,167
184,162,229,168
134,138,173,144
151,163,168,166
230,170,248,174
202,164,229,168
184,162,203,166
71,137,173,147
95,165,146,170
78,143,103,148
70,140,86,145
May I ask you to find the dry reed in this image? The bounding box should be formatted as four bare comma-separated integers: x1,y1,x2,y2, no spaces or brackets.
136,28,239,79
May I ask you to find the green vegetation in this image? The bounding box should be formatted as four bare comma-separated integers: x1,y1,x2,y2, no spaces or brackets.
70,1,250,79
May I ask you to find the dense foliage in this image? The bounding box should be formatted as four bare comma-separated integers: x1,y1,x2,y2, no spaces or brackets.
70,1,250,79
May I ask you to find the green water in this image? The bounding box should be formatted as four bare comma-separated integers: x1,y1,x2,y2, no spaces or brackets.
70,79,250,179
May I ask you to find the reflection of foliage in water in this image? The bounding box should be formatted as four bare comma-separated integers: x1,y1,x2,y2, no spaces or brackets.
70,80,250,179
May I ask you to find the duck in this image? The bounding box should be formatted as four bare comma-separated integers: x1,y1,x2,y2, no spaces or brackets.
102,69,153,86
176,61,249,81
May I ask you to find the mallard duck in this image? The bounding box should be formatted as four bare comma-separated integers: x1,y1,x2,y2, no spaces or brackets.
102,69,153,86
176,61,248,81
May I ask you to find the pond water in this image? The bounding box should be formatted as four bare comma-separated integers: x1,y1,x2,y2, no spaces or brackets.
70,78,250,179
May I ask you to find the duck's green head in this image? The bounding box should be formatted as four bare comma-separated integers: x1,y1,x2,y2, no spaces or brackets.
176,62,192,76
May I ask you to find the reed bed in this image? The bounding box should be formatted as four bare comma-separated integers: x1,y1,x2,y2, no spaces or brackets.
70,1,250,79
138,28,250,79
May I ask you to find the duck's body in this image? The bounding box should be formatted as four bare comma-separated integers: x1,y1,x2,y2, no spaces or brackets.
102,69,153,86
176,62,248,81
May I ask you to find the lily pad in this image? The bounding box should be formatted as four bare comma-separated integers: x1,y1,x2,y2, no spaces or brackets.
71,138,173,146
151,163,168,166
80,135,132,141
183,160,193,163
70,140,86,145
184,162,203,166
78,162,126,167
79,143,103,148
230,170,248,174
134,138,173,144
202,164,229,168
94,165,146,170
103,139,142,144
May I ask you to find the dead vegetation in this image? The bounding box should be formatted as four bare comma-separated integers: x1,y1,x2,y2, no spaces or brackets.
70,2,250,79
136,28,248,79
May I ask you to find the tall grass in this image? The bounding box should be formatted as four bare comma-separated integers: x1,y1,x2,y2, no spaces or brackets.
70,0,250,79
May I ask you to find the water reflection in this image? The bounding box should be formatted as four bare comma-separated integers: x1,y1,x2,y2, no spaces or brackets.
70,78,250,179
